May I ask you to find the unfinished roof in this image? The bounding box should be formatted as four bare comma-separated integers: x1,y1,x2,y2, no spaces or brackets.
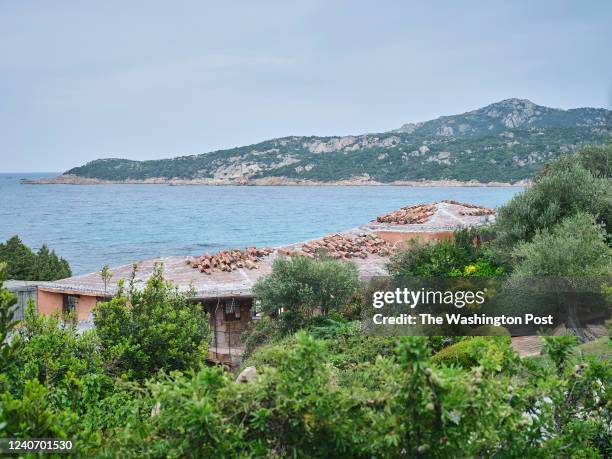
38,250,389,299
38,200,495,299
361,200,495,233
278,233,393,260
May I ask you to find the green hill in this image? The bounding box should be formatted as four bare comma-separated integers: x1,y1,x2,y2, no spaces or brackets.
64,99,611,184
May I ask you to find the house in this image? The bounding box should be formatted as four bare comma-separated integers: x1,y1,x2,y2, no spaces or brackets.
35,200,494,367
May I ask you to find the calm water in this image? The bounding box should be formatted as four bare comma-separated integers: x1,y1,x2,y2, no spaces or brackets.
0,173,522,275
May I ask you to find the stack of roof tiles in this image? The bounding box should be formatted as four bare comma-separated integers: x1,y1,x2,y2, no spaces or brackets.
442,200,495,216
188,247,273,275
279,233,393,260
375,203,437,224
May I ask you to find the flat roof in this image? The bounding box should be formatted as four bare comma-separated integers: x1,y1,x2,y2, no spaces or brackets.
38,200,494,299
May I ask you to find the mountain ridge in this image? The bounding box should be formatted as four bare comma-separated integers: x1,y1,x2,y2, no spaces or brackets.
48,99,612,184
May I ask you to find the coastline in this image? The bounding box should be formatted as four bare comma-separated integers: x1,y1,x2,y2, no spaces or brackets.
21,174,529,187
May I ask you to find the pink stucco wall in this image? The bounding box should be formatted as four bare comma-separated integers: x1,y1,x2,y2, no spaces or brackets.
37,288,98,321
37,289,63,315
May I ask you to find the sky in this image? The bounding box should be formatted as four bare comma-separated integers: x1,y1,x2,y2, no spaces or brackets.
1,1,611,172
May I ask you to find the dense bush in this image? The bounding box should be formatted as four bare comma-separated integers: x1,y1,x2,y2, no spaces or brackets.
0,379,80,439
244,320,399,376
94,263,212,380
388,229,505,279
574,143,612,178
8,304,106,401
0,235,71,281
241,333,610,457
512,212,611,277
495,145,612,248
449,259,504,277
536,142,612,180
388,239,471,278
0,265,610,456
430,336,518,371
252,255,360,333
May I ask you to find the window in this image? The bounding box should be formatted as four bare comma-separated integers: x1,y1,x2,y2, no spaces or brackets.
223,299,241,321
63,294,79,314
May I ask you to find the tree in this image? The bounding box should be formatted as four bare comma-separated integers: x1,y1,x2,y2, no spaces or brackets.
100,264,112,296
512,212,611,278
573,142,611,179
387,239,472,278
94,263,211,380
253,255,360,333
495,147,611,248
0,236,37,280
35,244,72,281
0,263,21,376
0,236,71,281
511,212,612,341
9,303,105,398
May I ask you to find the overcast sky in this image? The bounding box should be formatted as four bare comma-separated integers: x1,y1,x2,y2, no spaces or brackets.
1,1,611,172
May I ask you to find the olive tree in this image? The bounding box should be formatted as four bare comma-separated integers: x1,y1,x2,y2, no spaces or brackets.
512,212,611,341
253,255,360,333
495,146,611,248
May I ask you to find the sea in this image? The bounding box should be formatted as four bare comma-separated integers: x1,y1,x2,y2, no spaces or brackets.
0,173,523,275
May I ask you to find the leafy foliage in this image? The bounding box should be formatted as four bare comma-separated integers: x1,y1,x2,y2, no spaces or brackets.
0,236,71,281
388,229,504,278
560,142,611,179
495,145,612,248
0,379,79,439
430,336,518,371
0,267,609,456
94,263,211,380
0,263,21,376
512,212,611,277
252,255,360,333
8,304,105,401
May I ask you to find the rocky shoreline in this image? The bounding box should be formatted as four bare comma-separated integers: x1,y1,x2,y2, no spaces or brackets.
21,174,528,187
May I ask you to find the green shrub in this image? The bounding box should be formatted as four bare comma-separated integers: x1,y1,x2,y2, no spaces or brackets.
388,239,472,278
9,303,106,403
94,263,211,381
431,336,517,373
240,315,284,360
495,147,612,248
0,263,21,376
253,255,360,333
512,212,611,277
431,338,482,368
536,142,611,179
388,229,505,279
450,258,505,277
0,379,78,438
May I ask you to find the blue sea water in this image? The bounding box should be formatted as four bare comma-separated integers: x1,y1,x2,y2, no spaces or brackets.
0,173,522,275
